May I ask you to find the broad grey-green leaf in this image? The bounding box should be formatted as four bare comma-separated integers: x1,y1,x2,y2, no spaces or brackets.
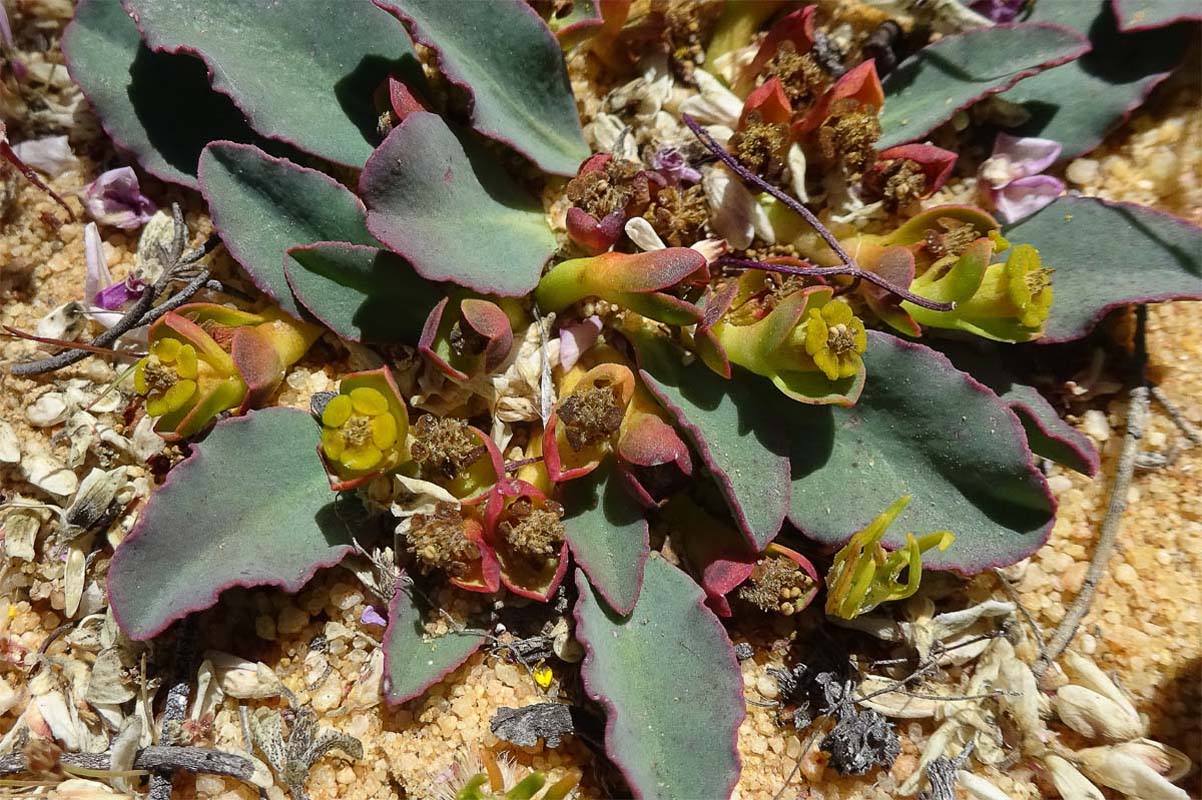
123,0,422,167
375,0,588,175
62,0,258,187
199,142,376,319
383,581,485,705
1005,196,1202,342
360,112,557,297
574,558,744,800
786,333,1055,573
285,243,443,344
108,409,361,640
560,458,649,616
1001,0,1190,160
879,23,1089,149
630,330,789,552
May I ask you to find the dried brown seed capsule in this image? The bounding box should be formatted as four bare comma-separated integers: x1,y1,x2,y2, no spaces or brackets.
499,497,566,563
737,553,816,615
409,415,487,480
405,501,480,577
558,384,624,451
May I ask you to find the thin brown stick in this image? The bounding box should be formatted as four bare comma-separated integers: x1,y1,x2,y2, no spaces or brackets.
2,326,146,359
992,567,1045,650
1150,384,1201,447
1034,307,1149,678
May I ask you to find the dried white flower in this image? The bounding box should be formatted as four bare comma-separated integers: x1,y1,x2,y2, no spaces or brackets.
787,142,810,203
50,779,123,799
704,165,775,249
85,647,138,705
1044,754,1106,800
1054,685,1144,741
957,771,1013,800
1060,650,1141,723
64,543,87,618
2,505,44,561
679,69,742,128
1114,739,1191,783
134,208,177,284
1077,742,1189,800
625,215,668,251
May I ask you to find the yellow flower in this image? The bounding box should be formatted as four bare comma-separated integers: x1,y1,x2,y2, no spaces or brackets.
803,300,867,381
1004,243,1054,328
135,337,201,418
321,387,402,474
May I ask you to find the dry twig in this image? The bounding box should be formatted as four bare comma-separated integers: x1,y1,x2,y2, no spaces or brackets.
1034,307,1150,678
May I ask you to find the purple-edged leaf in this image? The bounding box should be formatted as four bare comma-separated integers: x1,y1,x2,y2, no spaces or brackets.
383,581,485,705
62,0,258,188
285,243,443,344
1113,0,1202,31
878,23,1089,149
629,329,789,552
560,457,649,616
936,342,1099,476
1008,385,1099,476
573,558,744,800
787,333,1055,573
1004,196,1202,342
123,0,420,168
1001,1,1190,160
199,142,376,319
108,408,362,640
360,112,556,297
375,0,588,176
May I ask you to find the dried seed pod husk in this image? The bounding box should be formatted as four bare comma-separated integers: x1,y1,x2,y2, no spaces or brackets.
1077,743,1190,800
1054,685,1144,741
0,420,20,463
857,675,939,719
64,543,87,619
205,651,284,699
1044,754,1105,800
26,392,68,427
22,452,78,499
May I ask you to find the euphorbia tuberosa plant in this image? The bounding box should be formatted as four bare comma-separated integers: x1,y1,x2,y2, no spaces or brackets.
56,0,1202,797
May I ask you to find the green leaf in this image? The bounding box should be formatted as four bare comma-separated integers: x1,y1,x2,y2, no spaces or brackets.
285,243,443,344
62,0,258,187
123,0,421,167
108,409,362,640
629,329,789,552
1004,196,1202,342
560,458,649,616
375,0,588,176
199,142,376,319
1002,0,1190,160
573,558,744,800
383,580,485,705
360,112,557,297
935,342,1099,476
879,23,1088,149
787,333,1055,573
1113,0,1202,31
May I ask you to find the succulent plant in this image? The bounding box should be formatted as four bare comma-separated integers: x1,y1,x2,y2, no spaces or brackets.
55,1,1202,798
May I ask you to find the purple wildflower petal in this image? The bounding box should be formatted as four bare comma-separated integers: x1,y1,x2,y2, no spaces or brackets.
559,315,603,371
991,175,1065,223
991,133,1062,176
969,0,1026,24
81,166,157,230
651,146,702,185
360,606,387,627
95,280,141,310
83,222,113,302
10,135,78,177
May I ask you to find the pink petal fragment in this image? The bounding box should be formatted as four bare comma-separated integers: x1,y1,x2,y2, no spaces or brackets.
81,166,157,230
991,175,1065,223
360,606,387,627
992,133,1062,176
559,315,603,371
10,135,78,177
